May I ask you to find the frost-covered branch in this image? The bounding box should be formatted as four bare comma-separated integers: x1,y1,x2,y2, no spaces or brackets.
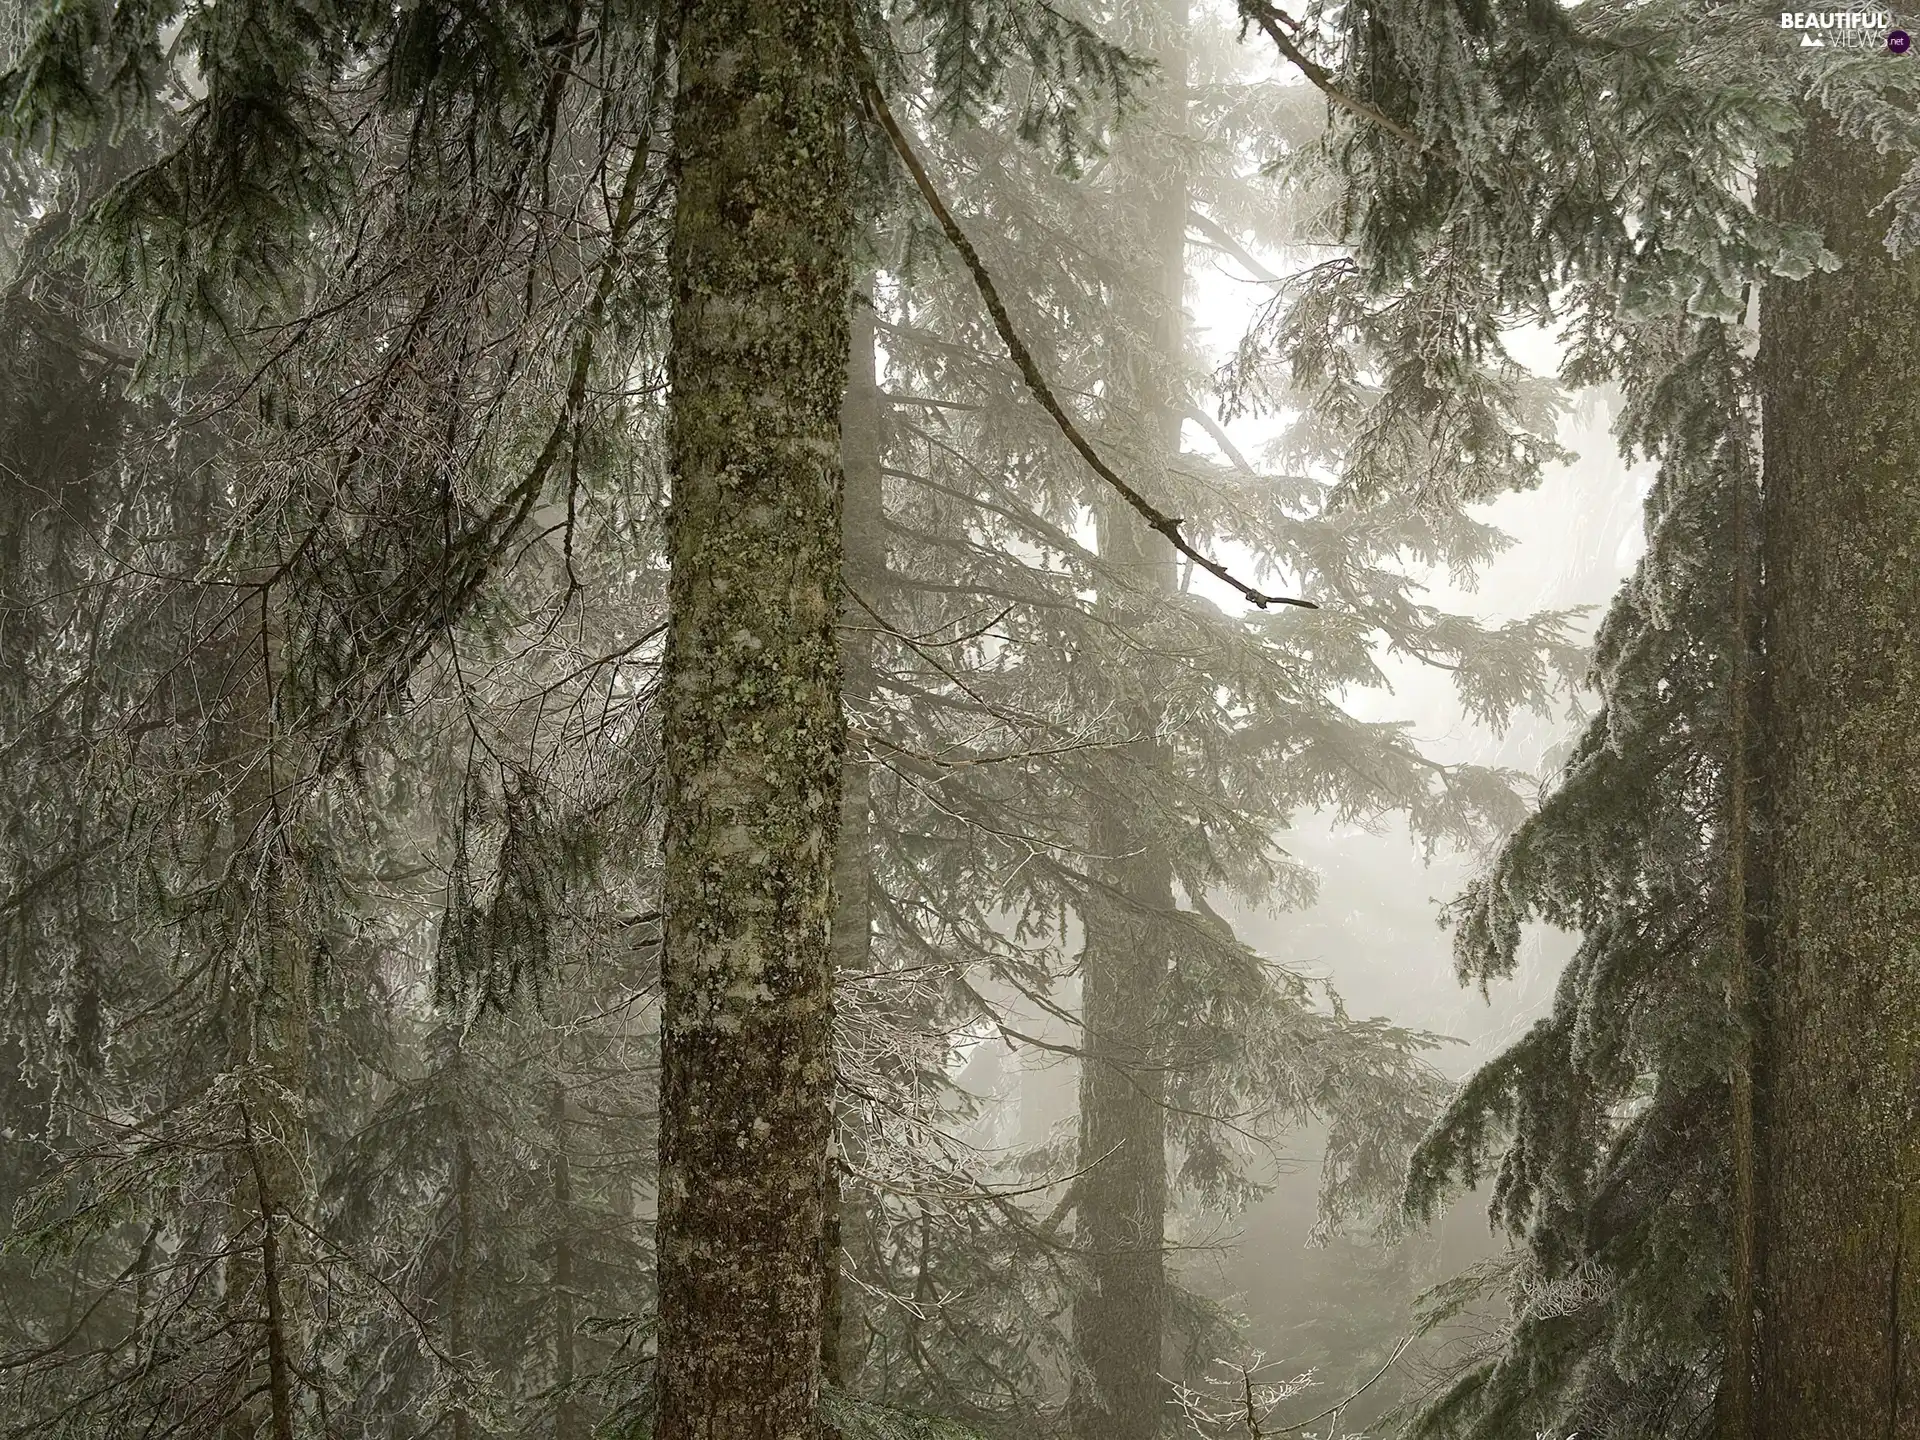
849,33,1318,612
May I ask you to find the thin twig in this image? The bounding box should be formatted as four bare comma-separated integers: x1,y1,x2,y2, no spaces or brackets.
1266,1334,1414,1434
848,32,1317,612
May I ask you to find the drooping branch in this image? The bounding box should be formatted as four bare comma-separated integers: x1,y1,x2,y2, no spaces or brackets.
848,40,1317,612
1264,1334,1414,1434
1235,0,1421,148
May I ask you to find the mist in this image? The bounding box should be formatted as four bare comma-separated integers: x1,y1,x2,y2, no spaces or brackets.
3,2,1916,1439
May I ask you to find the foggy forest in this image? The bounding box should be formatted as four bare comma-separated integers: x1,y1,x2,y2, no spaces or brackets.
1,0,1916,1438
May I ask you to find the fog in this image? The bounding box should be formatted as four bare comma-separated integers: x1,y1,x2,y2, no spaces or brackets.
7,0,1890,1436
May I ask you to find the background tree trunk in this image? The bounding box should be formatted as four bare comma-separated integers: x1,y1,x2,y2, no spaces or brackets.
652,0,853,1433
824,286,885,1393
451,1127,475,1440
1752,110,1920,1439
1068,9,1186,1438
552,1083,582,1440
219,610,309,1440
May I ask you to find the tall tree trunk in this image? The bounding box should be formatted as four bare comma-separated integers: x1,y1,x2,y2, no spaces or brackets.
225,970,307,1440
224,1039,308,1440
1069,9,1187,1439
221,609,308,1440
1751,111,1920,1439
824,286,885,1393
1717,284,1765,1440
451,1127,475,1440
552,1082,582,1440
653,0,853,1433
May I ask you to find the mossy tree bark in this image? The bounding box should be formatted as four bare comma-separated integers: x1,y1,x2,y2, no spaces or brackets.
1751,112,1920,1439
652,0,853,1435
1068,10,1186,1439
1716,341,1763,1440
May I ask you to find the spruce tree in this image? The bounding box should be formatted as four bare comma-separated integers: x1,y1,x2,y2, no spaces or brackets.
826,4,1586,1430
1237,1,1920,1433
0,5,674,1436
1068,5,1189,1435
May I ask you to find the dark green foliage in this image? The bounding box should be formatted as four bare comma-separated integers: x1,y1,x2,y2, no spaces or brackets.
824,1387,996,1440
0,1,671,1433
900,0,1150,162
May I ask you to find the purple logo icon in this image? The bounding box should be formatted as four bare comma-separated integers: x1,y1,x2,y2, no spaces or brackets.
1891,26,1913,50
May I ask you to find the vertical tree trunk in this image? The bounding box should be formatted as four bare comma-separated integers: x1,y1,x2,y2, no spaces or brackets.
551,1082,582,1440
653,0,852,1433
824,285,885,1393
1069,9,1187,1439
451,1128,475,1440
1717,286,1765,1440
225,985,307,1440
221,614,309,1440
1751,112,1920,1439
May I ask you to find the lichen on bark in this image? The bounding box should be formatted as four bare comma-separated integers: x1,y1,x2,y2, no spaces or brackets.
652,1,854,1436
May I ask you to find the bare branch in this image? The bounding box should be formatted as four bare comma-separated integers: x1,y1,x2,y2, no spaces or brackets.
848,36,1318,612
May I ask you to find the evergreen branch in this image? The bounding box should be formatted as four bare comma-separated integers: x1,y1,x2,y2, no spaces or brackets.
236,1103,299,1440
846,585,1010,716
0,1230,158,1373
849,36,1317,612
882,467,1101,571
1234,1,1421,149
864,727,1128,772
1186,403,1264,477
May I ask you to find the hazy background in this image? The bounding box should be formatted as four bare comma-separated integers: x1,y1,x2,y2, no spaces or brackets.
954,224,1653,1418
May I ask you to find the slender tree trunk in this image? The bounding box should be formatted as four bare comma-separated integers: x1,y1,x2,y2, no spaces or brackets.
1069,765,1175,1440
221,610,308,1440
1751,112,1920,1439
234,1090,300,1440
225,982,307,1440
653,0,852,1433
824,286,885,1393
225,1011,308,1440
1717,286,1765,1440
451,1127,475,1440
1069,10,1187,1439
552,1082,582,1440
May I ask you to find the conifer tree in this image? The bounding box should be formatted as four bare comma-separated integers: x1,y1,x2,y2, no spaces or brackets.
823,4,1586,1431
1068,6,1189,1436
1234,2,1920,1433
0,5,673,1436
